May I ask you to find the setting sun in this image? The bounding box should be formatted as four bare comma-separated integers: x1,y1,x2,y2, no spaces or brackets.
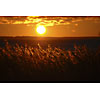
36,25,46,35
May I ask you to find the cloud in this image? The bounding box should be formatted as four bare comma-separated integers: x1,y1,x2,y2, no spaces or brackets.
0,16,100,26
0,16,27,24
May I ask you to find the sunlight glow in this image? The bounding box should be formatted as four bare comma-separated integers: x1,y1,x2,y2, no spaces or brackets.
36,25,46,35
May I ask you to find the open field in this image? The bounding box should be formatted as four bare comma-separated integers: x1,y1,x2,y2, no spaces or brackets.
0,37,100,82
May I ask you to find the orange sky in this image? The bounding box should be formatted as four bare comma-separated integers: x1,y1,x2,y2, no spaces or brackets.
0,16,100,37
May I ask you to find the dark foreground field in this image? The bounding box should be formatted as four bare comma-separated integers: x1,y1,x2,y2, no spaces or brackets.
0,40,100,82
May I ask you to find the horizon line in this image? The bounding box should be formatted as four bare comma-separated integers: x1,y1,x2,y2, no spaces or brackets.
0,36,99,38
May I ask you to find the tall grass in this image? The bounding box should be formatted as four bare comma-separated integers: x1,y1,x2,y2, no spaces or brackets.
0,42,100,81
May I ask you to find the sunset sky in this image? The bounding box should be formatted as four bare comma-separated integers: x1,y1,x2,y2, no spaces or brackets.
0,16,100,37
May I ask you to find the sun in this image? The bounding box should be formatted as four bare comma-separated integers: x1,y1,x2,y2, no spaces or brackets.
36,25,46,35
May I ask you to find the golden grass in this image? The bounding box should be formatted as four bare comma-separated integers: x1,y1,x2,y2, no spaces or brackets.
0,42,100,81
